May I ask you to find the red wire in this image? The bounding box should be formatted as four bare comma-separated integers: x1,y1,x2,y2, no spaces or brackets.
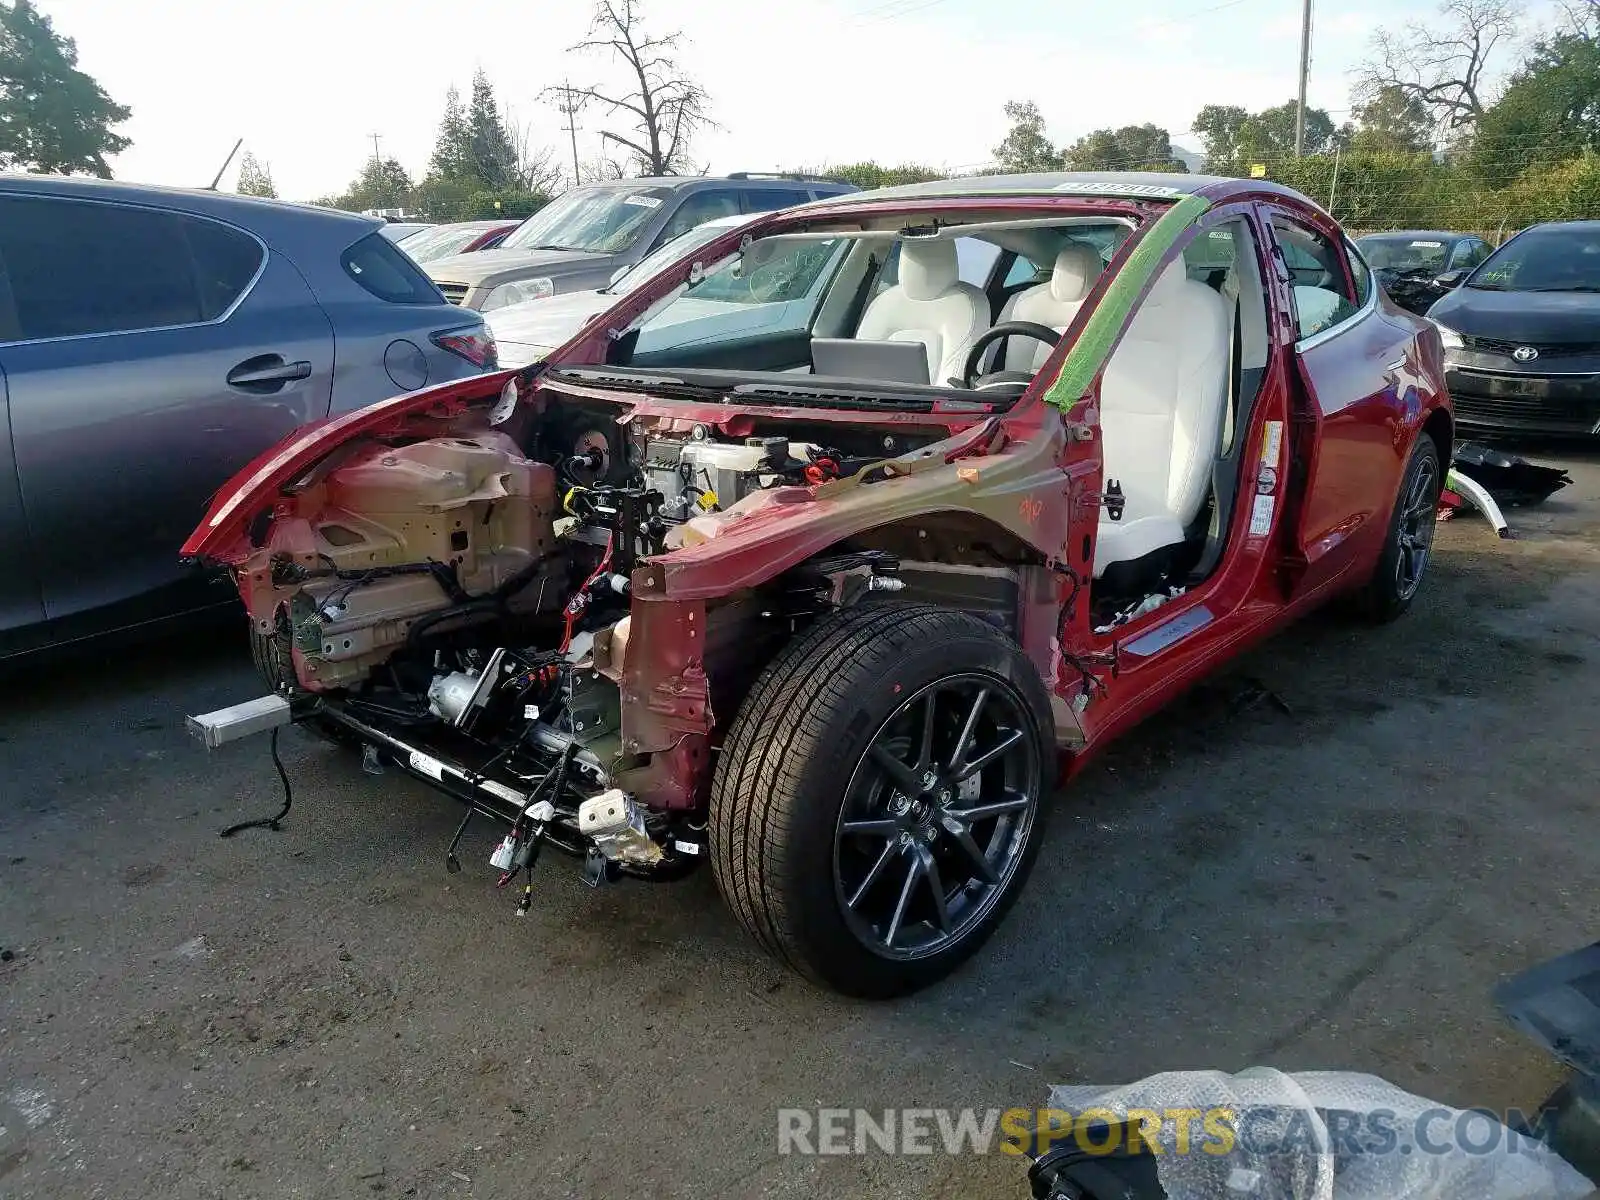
559,534,613,654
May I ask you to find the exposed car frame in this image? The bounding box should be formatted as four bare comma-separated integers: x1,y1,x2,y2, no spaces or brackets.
184,173,1451,997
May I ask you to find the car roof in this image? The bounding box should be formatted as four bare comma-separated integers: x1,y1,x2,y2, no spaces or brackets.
0,173,380,234
1525,220,1600,232
576,174,854,192
1358,230,1466,240
797,170,1314,209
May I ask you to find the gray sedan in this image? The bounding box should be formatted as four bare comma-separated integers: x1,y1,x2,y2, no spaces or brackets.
0,176,494,659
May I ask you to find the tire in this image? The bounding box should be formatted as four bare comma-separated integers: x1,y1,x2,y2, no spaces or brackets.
1356,433,1441,623
249,623,295,692
709,604,1055,998
250,624,359,749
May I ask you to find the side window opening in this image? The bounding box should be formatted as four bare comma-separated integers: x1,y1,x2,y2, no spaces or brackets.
341,231,442,304
0,195,264,340
1272,217,1360,340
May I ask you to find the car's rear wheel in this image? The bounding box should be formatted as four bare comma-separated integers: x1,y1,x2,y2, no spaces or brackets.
1357,433,1441,623
709,604,1054,998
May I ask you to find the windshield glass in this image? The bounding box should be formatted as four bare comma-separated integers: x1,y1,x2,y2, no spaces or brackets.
1359,236,1451,273
605,221,744,294
500,186,673,254
1469,225,1600,291
594,216,1146,398
399,224,490,263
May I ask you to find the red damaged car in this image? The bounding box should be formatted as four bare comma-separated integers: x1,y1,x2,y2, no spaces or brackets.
184,173,1450,997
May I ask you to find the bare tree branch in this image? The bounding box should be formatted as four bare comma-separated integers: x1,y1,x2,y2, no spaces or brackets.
568,0,713,175
1355,0,1524,134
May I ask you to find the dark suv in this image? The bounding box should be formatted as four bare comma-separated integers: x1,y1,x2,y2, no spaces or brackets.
423,173,859,311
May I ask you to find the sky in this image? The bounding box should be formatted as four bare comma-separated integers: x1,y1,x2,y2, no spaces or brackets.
33,0,1552,201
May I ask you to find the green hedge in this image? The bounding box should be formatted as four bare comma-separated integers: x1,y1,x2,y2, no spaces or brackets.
1257,149,1600,240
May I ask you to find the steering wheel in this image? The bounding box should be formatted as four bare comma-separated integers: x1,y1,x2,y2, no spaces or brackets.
745,258,798,303
959,321,1063,389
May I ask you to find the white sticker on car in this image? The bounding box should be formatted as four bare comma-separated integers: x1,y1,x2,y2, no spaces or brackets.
622,194,663,208
1260,420,1283,470
1409,240,1443,248
408,750,446,781
1249,493,1276,536
1055,181,1184,198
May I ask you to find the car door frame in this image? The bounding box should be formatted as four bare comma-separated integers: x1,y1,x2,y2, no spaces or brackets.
1266,203,1425,598
1059,200,1301,756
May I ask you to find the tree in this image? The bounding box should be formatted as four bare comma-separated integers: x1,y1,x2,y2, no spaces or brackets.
1356,0,1522,135
467,68,518,190
505,111,565,194
428,85,474,180
803,162,943,188
1470,31,1600,183
1063,124,1186,171
0,0,131,176
235,150,276,198
992,101,1061,173
1192,101,1336,171
566,0,711,176
1192,105,1251,171
1349,85,1435,154
320,156,414,213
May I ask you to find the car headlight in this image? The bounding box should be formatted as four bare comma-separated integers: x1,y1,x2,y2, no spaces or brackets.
1429,319,1463,352
481,277,555,311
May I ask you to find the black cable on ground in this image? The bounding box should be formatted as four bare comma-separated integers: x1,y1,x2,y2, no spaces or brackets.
219,726,294,838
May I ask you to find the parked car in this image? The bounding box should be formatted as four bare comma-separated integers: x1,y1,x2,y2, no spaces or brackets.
487,211,844,367
379,221,434,242
399,219,521,264
423,172,858,310
1427,220,1600,436
0,175,494,659
1355,229,1494,314
184,172,1449,997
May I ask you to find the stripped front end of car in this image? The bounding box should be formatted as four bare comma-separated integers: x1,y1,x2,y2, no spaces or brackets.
183,363,1082,881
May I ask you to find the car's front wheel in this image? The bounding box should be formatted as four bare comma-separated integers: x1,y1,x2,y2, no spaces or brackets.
709,604,1054,998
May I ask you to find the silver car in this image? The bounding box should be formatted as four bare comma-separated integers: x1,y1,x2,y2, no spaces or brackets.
424,173,858,311
0,175,494,658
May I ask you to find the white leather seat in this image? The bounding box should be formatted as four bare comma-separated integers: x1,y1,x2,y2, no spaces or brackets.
1094,261,1231,579
993,244,1101,372
856,240,987,386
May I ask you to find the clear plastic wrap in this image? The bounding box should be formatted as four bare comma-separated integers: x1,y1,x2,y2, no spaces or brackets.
1043,1068,1594,1200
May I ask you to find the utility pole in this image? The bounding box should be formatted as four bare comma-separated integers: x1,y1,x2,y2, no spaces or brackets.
1294,0,1312,156
369,132,382,165
556,81,583,187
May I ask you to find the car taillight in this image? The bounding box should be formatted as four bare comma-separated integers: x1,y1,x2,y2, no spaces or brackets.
432,324,498,369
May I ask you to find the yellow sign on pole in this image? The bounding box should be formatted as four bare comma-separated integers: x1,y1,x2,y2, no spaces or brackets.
1249,163,1268,178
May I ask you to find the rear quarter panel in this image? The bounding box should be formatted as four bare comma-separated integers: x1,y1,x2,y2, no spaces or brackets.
268,216,488,413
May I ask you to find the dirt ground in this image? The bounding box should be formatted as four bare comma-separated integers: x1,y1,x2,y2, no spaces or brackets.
3,447,1599,1200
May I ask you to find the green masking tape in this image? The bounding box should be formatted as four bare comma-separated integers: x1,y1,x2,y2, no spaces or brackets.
1042,193,1213,410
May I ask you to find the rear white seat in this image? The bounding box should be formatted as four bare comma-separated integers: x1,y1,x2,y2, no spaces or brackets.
1094,261,1231,579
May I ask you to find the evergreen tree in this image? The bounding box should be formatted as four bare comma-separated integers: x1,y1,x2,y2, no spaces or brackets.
467,69,517,190
235,150,276,198
428,84,474,180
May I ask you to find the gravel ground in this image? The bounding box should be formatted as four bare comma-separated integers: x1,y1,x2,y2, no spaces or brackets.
3,448,1598,1200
